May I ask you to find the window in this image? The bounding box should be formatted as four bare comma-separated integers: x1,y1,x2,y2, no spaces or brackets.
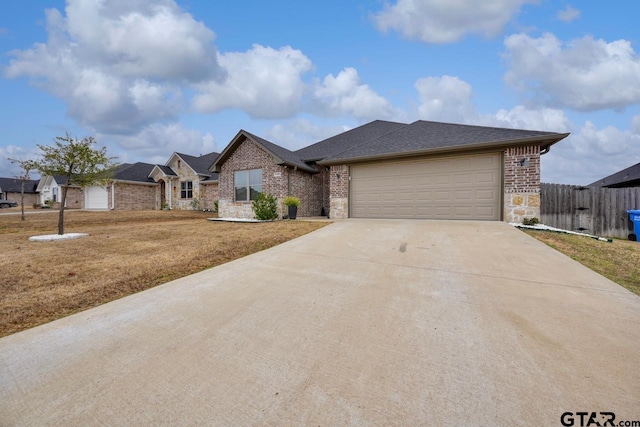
234,169,262,201
181,181,193,199
52,187,58,202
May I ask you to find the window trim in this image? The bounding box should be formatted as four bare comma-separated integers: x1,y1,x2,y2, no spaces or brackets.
180,180,193,199
234,169,263,202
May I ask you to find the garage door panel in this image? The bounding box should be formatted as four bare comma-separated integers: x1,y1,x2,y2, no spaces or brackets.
351,153,501,220
85,186,108,210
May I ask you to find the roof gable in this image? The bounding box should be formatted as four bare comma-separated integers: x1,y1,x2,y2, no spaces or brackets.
588,161,640,187
319,120,569,164
211,130,317,174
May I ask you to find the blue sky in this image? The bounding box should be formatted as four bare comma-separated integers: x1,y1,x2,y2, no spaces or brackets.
1,0,639,184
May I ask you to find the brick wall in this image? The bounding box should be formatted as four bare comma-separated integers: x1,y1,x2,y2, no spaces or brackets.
329,165,349,219
218,138,321,219
110,182,159,210
64,187,84,209
504,145,541,222
5,192,39,207
200,181,219,211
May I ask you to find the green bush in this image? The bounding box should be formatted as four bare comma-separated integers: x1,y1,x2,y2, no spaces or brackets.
283,196,301,207
252,193,278,220
522,217,540,226
189,198,200,210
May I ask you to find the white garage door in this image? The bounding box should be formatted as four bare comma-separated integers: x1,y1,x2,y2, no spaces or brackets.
85,186,109,210
350,152,502,220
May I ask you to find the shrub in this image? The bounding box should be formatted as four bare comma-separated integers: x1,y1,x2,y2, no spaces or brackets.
213,200,219,212
283,196,301,207
522,217,540,226
189,198,200,210
252,193,278,220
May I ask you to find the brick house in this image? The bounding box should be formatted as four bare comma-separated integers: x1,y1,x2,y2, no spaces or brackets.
33,151,220,211
212,120,569,222
0,177,40,207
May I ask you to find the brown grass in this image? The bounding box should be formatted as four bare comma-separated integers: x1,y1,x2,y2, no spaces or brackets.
523,229,640,296
0,210,329,337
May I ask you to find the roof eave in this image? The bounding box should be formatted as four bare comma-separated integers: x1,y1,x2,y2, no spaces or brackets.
317,133,570,166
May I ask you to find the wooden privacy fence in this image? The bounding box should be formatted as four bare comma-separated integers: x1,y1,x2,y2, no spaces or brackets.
540,183,640,239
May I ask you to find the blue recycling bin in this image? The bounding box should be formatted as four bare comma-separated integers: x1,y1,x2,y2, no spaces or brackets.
627,210,640,241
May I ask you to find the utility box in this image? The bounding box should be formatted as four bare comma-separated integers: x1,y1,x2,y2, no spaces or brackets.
627,210,640,241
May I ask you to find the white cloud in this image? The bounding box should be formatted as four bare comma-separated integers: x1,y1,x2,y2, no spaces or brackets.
0,145,41,179
314,67,395,120
542,117,640,185
105,122,217,164
374,0,536,44
263,119,350,151
557,5,580,22
415,75,475,122
4,0,221,134
192,45,313,119
504,33,640,111
492,106,571,132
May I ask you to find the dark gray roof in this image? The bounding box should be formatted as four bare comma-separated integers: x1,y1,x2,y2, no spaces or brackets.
113,163,157,183
319,120,569,164
176,152,220,177
295,120,406,161
0,177,39,193
154,165,177,176
243,131,317,173
588,162,640,188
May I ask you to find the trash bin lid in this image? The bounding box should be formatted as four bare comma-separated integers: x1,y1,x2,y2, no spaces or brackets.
628,209,640,214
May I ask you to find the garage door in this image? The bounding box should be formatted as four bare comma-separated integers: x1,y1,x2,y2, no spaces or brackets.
85,186,108,210
350,152,501,220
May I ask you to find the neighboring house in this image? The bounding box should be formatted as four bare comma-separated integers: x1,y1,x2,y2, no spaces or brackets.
37,151,220,210
587,161,640,188
211,120,569,222
0,177,39,206
149,152,219,210
35,175,84,209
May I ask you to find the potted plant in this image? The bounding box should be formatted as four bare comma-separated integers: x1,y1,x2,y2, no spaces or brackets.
283,196,301,220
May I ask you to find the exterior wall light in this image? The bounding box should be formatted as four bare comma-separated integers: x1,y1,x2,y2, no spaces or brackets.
520,158,530,167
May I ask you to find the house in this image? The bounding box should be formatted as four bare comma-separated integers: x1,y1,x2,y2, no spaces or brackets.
587,161,640,188
35,175,84,208
37,151,220,210
0,177,40,206
148,152,219,210
211,120,569,222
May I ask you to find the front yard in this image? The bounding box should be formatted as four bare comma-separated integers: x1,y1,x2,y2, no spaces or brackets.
0,210,329,337
524,230,640,296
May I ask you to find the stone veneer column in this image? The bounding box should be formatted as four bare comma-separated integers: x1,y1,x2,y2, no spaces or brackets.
504,145,541,223
329,165,349,219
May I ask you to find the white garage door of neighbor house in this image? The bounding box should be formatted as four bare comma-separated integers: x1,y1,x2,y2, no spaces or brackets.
350,152,502,220
85,186,109,210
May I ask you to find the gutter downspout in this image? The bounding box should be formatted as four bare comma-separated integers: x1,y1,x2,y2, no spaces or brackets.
111,182,115,210
540,145,551,155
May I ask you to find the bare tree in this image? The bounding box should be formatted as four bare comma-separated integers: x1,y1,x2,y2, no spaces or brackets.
8,158,37,222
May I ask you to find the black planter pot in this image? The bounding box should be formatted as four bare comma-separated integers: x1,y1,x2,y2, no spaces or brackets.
288,205,298,220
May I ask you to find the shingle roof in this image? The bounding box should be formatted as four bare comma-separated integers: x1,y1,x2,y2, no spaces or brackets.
0,177,39,193
319,120,569,164
295,120,406,161
588,162,640,188
243,131,317,173
112,162,157,183
176,152,220,176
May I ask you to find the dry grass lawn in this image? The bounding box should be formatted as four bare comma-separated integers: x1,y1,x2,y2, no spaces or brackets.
0,210,329,337
523,229,640,296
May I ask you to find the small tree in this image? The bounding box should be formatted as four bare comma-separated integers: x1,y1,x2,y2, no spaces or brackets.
8,158,37,222
251,193,278,220
31,134,117,235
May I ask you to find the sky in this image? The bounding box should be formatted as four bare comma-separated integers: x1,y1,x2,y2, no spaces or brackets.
1,0,639,185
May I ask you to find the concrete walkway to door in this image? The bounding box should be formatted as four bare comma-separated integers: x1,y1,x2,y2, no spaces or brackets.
1,220,639,425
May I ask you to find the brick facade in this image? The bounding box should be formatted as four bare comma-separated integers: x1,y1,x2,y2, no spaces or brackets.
329,165,349,219
503,145,541,223
166,156,204,210
109,182,159,210
200,181,219,211
63,187,84,209
4,192,39,207
218,137,323,219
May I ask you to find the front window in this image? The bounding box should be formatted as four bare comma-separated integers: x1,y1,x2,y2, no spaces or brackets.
234,169,262,201
52,187,58,202
181,181,193,199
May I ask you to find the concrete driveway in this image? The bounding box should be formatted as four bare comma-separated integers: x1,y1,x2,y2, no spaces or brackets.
1,220,639,426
